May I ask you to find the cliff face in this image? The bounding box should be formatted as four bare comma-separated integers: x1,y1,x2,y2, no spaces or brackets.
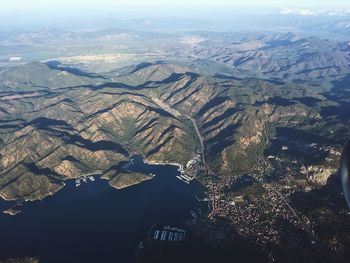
0,60,348,201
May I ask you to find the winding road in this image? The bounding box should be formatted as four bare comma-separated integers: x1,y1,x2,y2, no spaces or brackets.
151,97,217,217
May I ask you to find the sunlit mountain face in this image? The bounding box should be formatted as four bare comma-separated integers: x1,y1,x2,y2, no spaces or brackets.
0,1,350,263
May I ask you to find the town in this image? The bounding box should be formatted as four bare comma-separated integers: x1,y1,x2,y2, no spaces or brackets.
184,142,344,260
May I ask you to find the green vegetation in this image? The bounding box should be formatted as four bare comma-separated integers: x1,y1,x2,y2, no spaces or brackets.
109,172,154,190
0,45,349,204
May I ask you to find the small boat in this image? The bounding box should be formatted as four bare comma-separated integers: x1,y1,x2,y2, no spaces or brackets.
89,176,95,181
122,164,130,169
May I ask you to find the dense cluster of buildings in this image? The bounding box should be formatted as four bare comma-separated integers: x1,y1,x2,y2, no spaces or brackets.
189,152,326,256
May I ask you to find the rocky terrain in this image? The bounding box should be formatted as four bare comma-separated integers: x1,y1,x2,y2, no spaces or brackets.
1,54,349,197
188,32,350,81
1,31,350,262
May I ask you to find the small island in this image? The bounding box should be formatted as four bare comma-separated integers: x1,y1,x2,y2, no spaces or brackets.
3,207,22,216
108,172,155,190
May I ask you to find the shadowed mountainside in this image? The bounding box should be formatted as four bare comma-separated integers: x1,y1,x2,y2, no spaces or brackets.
0,60,349,202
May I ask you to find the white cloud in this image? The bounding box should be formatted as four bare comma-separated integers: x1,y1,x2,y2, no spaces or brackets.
280,8,350,16
281,8,317,16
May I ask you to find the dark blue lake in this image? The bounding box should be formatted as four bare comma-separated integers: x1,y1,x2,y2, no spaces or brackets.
0,157,206,263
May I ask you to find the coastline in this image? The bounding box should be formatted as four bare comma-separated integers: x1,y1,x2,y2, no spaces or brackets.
0,159,185,207
0,182,65,203
143,159,184,170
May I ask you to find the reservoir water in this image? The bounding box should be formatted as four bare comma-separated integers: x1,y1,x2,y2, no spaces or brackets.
0,157,206,262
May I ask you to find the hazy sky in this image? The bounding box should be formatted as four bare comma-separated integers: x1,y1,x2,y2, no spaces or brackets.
1,0,349,11
1,0,349,30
